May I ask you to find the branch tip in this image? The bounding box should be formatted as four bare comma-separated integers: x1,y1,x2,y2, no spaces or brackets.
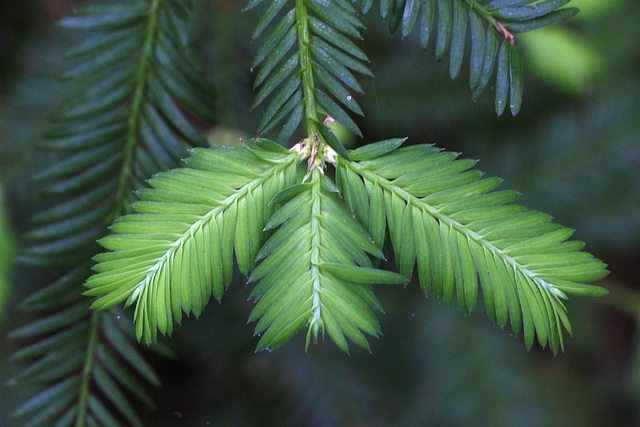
496,21,514,43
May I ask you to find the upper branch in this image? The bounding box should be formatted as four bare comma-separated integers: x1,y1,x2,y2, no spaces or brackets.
295,0,321,142
248,0,371,151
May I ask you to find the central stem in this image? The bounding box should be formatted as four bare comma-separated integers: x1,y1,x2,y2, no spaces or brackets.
464,0,515,42
295,0,321,147
307,168,323,346
114,0,163,219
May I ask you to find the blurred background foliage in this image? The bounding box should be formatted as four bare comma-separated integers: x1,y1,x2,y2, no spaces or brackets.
1,0,639,425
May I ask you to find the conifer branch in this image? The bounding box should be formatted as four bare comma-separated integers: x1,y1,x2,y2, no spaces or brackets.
82,0,606,356
296,0,321,141
248,0,370,149
337,139,608,352
372,0,578,115
11,0,215,424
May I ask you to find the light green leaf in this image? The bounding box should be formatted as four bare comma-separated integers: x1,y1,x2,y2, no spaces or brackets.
86,144,301,343
249,170,390,353
338,139,609,353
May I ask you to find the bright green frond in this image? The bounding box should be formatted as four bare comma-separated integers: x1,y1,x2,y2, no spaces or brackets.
337,138,608,353
372,0,578,115
249,168,407,353
87,142,302,344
